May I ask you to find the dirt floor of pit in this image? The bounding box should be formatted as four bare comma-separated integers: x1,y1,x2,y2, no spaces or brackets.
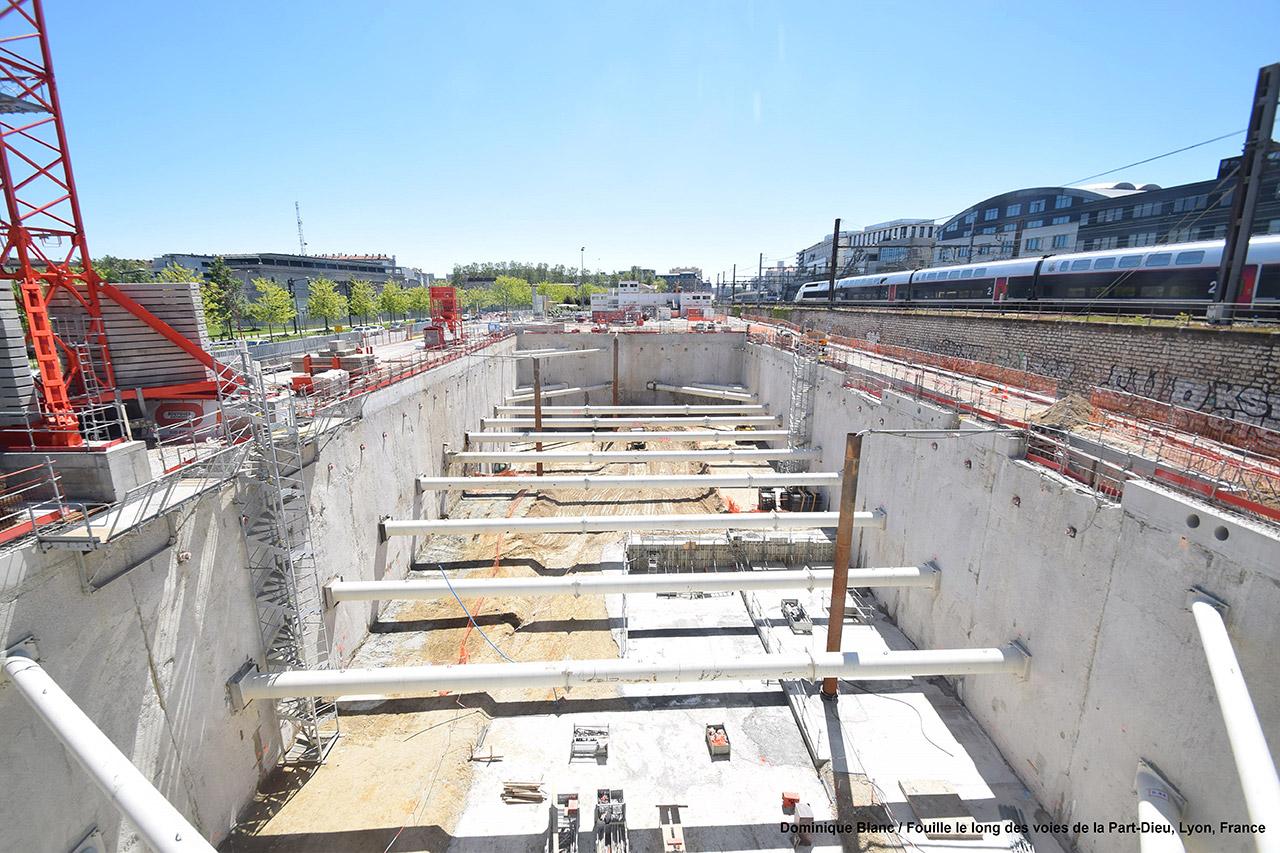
221,433,779,853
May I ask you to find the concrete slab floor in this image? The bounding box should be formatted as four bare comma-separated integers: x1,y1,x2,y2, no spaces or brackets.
448,591,844,852
750,585,1066,853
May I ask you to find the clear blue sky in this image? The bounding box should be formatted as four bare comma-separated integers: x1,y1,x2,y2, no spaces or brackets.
48,0,1280,280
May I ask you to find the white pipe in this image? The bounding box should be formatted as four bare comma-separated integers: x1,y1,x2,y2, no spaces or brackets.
382,509,881,537
1188,591,1280,850
511,382,568,395
689,382,752,393
418,471,839,491
447,447,821,464
232,644,1030,703
648,381,755,401
506,383,612,403
1135,760,1187,853
495,404,768,415
327,565,938,603
483,415,779,428
2,648,216,853
512,348,602,359
465,430,789,444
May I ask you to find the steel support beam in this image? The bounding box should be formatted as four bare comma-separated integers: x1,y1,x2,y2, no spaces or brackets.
463,429,789,444
646,381,756,401
230,643,1030,704
2,641,215,853
482,415,778,428
418,470,838,492
326,565,939,605
446,447,821,465
382,508,885,537
505,382,611,403
494,404,767,415
1187,589,1280,851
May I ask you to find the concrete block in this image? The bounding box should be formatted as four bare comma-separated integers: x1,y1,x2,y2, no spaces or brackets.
0,440,152,504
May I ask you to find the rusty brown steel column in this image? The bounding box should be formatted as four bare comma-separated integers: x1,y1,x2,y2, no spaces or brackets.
612,335,620,406
533,357,543,476
822,431,863,697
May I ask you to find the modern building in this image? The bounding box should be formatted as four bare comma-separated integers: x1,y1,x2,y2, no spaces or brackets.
589,281,713,320
664,268,706,291
1074,153,1280,251
933,185,1146,266
150,251,426,327
850,219,939,273
796,230,859,277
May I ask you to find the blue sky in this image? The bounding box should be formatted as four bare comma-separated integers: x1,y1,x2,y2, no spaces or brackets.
49,1,1280,279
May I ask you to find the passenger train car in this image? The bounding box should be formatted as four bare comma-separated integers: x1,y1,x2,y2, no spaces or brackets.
793,235,1280,308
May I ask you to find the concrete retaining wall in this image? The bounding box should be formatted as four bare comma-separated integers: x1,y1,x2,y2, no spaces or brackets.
0,337,516,852
745,340,1280,853
778,306,1280,430
513,331,747,404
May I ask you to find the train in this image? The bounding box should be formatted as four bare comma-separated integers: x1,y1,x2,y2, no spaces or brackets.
792,235,1280,309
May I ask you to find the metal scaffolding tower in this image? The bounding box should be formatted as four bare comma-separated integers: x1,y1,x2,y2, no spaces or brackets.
780,340,819,472
233,353,338,763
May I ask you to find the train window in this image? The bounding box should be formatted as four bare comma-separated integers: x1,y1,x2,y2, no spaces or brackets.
974,268,987,276
1145,253,1172,267
1094,258,1116,270
948,270,961,280
1071,260,1092,271
1175,250,1205,265
961,269,973,278
1118,256,1141,268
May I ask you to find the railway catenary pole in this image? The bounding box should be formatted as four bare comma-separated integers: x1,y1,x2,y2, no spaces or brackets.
826,218,841,306
1214,62,1279,322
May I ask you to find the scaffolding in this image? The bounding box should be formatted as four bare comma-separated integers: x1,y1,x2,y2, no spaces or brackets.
230,352,338,764
780,339,819,473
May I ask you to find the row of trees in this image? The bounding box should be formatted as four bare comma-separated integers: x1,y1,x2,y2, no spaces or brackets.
448,260,669,290
102,256,435,341
455,275,609,313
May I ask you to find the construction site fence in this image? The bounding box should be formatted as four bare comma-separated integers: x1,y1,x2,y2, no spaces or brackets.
0,461,63,546
743,317,1280,525
0,399,132,452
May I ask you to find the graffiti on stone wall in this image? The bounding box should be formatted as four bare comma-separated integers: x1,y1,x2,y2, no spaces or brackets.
1103,365,1280,430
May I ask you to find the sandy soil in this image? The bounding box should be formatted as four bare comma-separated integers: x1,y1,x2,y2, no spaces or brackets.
221,437,749,853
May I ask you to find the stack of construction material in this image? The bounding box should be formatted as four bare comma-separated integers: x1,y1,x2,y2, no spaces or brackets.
310,369,350,398
0,291,34,424
502,781,545,804
335,351,376,377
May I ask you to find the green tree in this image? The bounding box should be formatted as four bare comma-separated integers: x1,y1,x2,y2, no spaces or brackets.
248,278,296,340
348,279,377,323
306,277,344,332
198,257,241,339
92,256,151,283
406,285,431,319
377,280,409,321
492,275,531,310
155,262,199,282
654,276,668,292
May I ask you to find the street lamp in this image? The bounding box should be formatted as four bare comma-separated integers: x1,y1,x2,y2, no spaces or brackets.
286,277,305,335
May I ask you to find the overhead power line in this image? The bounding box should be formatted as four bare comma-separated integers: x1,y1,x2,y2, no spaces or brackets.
1064,129,1246,186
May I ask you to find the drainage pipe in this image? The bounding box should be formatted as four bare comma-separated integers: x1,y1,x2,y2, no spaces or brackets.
382,509,879,537
1135,760,1187,853
231,644,1030,703
495,404,768,415
418,471,839,492
326,565,938,604
481,415,779,428
447,447,821,465
647,381,755,401
464,430,789,444
1188,589,1280,850
2,644,216,853
506,383,612,403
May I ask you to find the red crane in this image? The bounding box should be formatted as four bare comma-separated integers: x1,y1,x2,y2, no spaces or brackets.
0,0,227,448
